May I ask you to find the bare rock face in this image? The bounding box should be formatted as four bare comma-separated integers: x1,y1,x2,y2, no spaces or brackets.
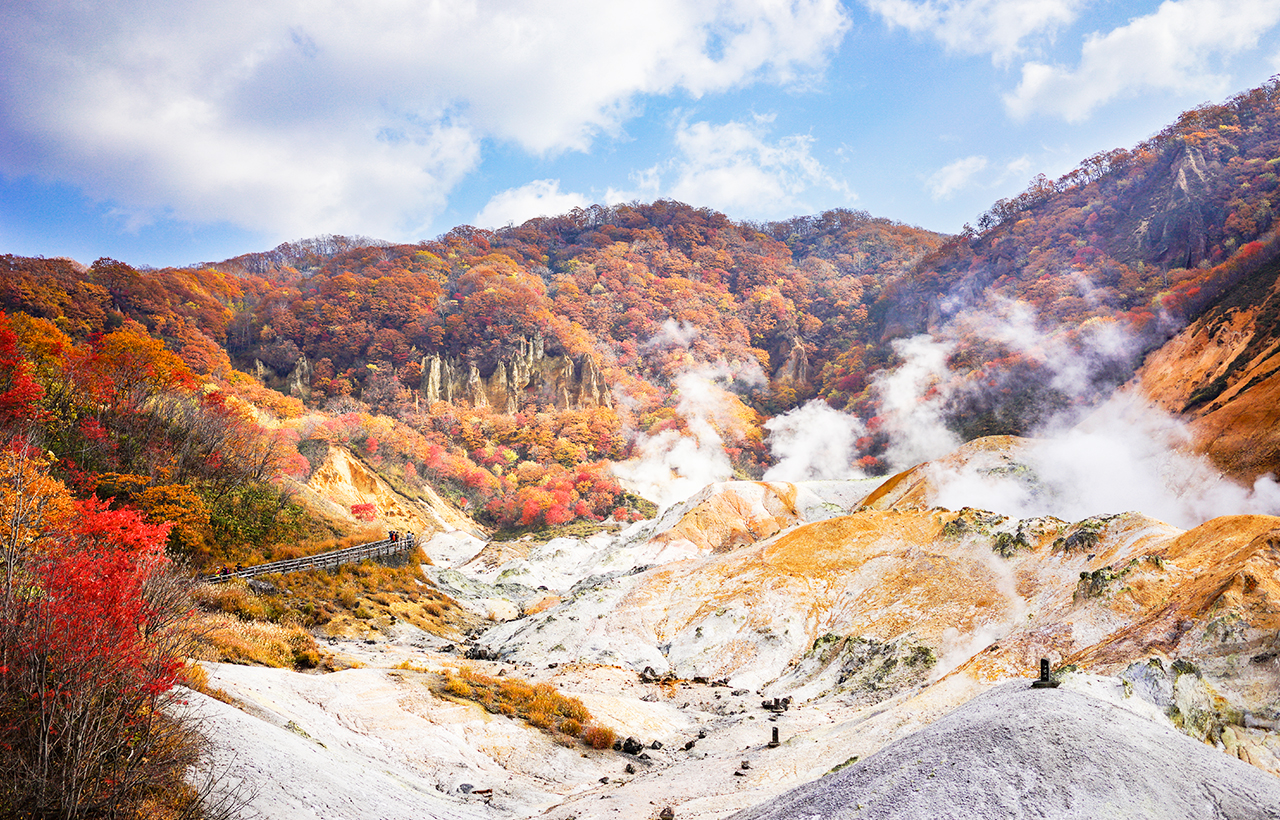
1118,143,1219,270
286,354,312,400
293,442,472,535
420,334,611,412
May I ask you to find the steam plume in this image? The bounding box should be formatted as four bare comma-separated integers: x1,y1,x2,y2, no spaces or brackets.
763,400,865,481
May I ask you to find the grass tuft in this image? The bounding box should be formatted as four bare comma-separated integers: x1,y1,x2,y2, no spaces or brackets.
435,665,605,748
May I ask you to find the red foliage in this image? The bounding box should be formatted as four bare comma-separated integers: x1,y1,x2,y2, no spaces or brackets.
0,312,44,429
350,502,377,522
0,489,192,817
25,498,176,684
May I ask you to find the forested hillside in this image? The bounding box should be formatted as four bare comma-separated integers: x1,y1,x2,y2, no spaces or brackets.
3,78,1280,566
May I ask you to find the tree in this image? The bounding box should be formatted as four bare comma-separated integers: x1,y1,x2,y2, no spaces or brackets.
0,441,208,818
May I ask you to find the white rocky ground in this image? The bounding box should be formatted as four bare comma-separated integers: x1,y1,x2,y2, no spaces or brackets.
197,471,1280,819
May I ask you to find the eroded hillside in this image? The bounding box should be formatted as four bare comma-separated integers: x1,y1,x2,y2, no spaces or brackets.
1136,255,1280,482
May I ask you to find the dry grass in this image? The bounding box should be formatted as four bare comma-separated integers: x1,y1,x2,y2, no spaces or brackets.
192,557,470,666
256,559,471,637
435,665,612,750
190,610,324,670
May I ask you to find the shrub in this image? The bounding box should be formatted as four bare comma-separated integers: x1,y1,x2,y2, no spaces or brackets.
583,725,616,750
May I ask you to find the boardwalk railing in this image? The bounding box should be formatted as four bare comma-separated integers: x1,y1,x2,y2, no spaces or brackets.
203,533,418,583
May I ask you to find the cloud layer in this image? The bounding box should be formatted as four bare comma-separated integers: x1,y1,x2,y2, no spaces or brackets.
0,0,849,240
1004,0,1280,121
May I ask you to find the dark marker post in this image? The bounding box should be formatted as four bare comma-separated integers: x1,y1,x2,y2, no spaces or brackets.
1031,658,1059,689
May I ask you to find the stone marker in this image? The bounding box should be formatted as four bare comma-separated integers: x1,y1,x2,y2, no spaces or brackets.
1031,657,1059,689
768,726,780,748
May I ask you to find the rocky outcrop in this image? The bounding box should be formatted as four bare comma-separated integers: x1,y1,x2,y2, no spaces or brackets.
771,335,812,388
1119,143,1219,269
421,335,611,413
286,354,312,400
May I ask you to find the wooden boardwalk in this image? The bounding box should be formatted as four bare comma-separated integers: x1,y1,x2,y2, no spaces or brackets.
204,533,418,583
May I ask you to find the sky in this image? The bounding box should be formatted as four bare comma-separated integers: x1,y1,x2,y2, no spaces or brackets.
2,0,1279,269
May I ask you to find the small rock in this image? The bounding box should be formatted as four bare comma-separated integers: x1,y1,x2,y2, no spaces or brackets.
649,740,664,750
625,763,636,774
458,783,474,794
732,689,748,696
697,729,707,739
638,752,651,760
600,776,610,784
613,740,622,751
740,760,751,769
734,770,746,777
659,808,675,820
622,736,644,755
683,740,696,751
693,676,709,684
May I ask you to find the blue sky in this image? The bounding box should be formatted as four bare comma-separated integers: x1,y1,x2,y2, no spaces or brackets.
2,0,1279,268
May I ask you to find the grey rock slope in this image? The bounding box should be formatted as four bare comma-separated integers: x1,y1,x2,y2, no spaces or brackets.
730,681,1280,820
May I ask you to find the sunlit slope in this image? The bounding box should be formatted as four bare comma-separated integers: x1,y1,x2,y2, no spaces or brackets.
1136,256,1280,483
481,482,1280,724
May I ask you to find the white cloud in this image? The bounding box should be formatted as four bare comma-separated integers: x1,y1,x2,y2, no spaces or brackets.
618,117,851,219
862,0,1083,64
0,0,850,241
474,179,588,229
928,155,989,200
1005,0,1280,121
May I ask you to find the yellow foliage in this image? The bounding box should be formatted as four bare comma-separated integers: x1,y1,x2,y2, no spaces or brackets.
138,484,213,560
0,445,74,557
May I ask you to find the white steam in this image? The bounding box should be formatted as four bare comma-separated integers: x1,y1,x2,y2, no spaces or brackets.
873,335,960,470
929,392,1280,528
613,360,765,510
646,318,702,349
763,399,865,481
877,297,1280,527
